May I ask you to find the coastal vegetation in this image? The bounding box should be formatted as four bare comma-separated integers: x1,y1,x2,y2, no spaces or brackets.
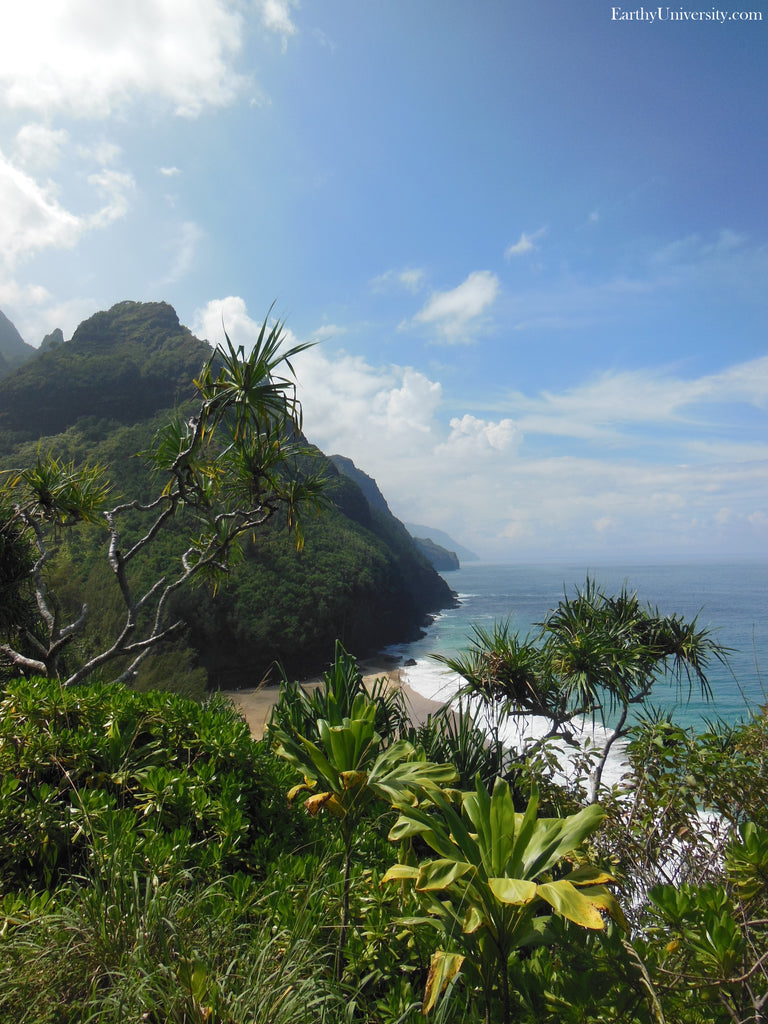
1,645,767,1022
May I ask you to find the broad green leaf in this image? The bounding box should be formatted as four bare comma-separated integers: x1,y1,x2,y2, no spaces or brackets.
381,864,420,884
388,814,433,842
463,904,484,934
489,776,517,876
518,802,605,878
488,877,538,905
563,863,616,886
536,879,606,930
423,950,465,1014
417,858,473,891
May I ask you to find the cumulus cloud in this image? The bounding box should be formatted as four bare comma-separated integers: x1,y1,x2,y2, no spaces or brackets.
192,296,265,348
0,0,247,119
0,152,83,265
413,270,499,343
436,415,522,458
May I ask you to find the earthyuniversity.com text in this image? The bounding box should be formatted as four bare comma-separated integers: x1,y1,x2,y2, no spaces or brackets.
611,6,763,20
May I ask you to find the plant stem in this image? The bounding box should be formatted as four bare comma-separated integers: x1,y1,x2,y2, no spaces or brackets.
335,826,353,981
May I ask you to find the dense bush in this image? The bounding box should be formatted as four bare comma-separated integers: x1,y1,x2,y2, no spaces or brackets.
0,677,310,889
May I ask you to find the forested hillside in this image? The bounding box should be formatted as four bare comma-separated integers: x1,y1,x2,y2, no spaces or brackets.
0,302,456,691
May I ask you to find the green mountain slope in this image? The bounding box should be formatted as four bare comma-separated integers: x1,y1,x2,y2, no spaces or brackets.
0,301,456,688
0,301,209,442
0,310,36,381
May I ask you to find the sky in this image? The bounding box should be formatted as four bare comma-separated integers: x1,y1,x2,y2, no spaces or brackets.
1,0,767,563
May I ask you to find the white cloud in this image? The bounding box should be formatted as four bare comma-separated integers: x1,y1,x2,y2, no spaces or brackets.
76,140,123,167
0,151,83,265
505,228,546,258
371,267,426,293
436,415,522,458
159,166,182,177
413,270,499,343
86,169,135,228
192,296,266,348
0,0,247,119
13,123,69,171
259,0,298,50
158,221,205,286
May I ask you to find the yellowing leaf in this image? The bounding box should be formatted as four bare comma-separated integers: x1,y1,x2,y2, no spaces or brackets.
381,864,420,884
537,880,606,930
304,792,344,818
340,770,368,790
488,877,538,905
423,950,465,1014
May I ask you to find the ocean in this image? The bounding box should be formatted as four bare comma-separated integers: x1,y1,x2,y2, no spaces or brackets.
390,562,768,732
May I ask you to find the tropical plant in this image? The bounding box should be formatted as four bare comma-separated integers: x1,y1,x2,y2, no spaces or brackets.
0,314,327,686
268,640,410,745
436,579,730,801
272,694,457,979
383,777,626,1024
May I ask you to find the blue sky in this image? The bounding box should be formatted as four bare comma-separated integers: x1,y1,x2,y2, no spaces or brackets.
1,1,767,561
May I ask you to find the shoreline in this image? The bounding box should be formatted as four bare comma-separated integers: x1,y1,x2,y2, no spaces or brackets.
222,653,446,739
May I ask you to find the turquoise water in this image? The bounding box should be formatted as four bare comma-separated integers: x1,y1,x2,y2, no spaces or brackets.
390,562,768,731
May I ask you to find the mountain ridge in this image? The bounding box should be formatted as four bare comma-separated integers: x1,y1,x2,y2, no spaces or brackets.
0,301,456,688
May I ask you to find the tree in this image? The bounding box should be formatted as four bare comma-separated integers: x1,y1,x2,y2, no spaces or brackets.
0,316,327,687
436,578,730,802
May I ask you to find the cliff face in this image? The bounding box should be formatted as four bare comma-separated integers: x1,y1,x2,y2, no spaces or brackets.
0,301,456,686
411,536,460,572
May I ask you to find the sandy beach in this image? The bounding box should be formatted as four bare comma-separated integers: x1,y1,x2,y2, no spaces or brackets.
222,654,446,739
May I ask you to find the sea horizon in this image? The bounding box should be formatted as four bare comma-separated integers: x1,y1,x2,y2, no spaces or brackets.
391,560,768,733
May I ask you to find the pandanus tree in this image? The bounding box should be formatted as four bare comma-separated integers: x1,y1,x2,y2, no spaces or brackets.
0,315,327,686
383,776,626,1024
436,579,730,801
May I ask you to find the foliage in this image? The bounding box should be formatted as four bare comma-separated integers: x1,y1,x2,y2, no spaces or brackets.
409,702,506,791
0,301,210,441
383,777,625,1024
268,639,410,744
272,660,457,979
436,578,730,801
0,676,308,890
0,313,328,686
0,303,456,691
0,866,342,1024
